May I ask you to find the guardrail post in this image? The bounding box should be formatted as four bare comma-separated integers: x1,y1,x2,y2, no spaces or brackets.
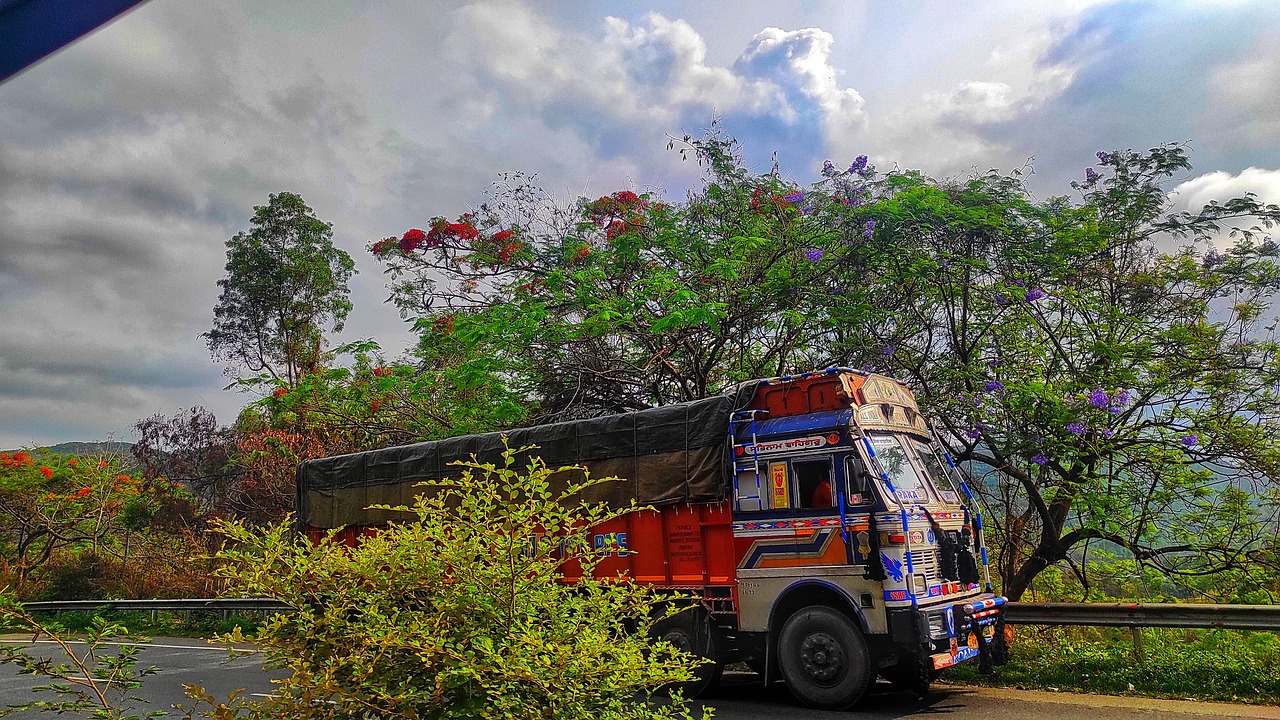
1129,626,1145,664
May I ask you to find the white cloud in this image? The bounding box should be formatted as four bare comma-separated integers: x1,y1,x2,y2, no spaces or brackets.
449,4,865,154
1168,167,1280,215
869,26,1078,175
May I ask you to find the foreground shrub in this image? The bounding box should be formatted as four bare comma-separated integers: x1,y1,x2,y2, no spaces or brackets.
185,445,710,720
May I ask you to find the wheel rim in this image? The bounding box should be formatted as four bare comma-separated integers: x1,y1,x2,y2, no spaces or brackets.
799,631,846,685
661,628,694,654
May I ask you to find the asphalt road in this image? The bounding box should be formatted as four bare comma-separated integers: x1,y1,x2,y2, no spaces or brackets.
3,636,1279,719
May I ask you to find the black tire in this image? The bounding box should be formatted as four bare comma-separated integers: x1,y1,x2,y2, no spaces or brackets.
777,606,875,710
650,610,724,698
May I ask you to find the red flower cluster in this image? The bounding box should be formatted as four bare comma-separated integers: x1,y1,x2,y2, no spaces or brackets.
370,238,398,255
39,466,53,479
567,246,592,264
750,189,789,215
76,487,91,498
273,387,288,399
585,190,648,227
1,452,32,469
372,366,392,377
432,313,456,334
370,400,381,413
605,219,644,242
398,228,427,253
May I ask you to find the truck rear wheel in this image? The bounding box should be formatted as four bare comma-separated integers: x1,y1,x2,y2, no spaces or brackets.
777,606,875,710
650,609,723,697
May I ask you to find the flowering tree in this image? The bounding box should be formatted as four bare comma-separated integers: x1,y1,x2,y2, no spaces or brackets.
843,145,1280,599
0,452,201,599
372,128,879,420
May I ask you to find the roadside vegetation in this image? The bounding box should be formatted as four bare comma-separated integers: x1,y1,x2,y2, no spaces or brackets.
949,625,1280,705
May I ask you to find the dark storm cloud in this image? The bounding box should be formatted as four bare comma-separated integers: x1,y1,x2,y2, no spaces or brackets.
0,1,416,447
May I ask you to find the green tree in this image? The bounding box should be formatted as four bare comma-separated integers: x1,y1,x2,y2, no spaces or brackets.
849,145,1280,599
205,193,355,386
188,447,709,720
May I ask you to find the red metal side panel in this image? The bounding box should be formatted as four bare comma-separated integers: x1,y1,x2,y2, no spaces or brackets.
303,503,737,591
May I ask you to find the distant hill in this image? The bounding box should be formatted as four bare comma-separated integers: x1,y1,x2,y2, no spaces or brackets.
3,441,138,469
42,441,134,457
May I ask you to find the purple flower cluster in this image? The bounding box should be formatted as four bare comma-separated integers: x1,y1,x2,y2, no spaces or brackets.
1084,168,1100,186
994,294,1010,307
1097,151,1111,164
849,155,870,177
964,427,983,440
1203,247,1226,268
1066,421,1087,436
1031,453,1048,466
805,248,825,262
783,190,806,205
863,219,877,239
1100,428,1115,439
882,344,895,356
1025,287,1046,302
982,379,1005,394
1086,388,1131,414
1182,434,1199,448
1087,388,1110,410
823,160,835,174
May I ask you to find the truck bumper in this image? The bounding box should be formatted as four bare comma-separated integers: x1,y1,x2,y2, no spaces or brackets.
928,594,1006,670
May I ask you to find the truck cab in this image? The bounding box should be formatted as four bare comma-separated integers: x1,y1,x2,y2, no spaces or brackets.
726,370,1006,707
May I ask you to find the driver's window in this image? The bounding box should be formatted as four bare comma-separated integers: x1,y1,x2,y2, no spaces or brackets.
844,456,873,506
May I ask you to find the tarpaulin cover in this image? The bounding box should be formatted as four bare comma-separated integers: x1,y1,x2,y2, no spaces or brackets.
297,395,734,528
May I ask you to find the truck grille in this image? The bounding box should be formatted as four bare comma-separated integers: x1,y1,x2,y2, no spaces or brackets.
911,547,940,582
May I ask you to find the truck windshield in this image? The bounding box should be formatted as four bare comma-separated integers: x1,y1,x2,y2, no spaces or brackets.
911,438,961,505
867,433,934,504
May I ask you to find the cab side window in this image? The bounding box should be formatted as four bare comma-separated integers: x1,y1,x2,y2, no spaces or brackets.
793,459,834,509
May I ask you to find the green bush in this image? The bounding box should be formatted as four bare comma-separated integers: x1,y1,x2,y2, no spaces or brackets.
949,626,1280,704
183,445,710,720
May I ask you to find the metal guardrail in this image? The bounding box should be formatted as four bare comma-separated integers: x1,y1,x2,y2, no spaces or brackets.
1004,602,1280,632
18,599,1280,632
21,598,291,614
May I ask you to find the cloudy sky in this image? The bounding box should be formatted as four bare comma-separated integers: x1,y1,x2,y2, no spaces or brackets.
2,0,1279,448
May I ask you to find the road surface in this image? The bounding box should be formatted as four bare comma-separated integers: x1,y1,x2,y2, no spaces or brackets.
3,636,1277,719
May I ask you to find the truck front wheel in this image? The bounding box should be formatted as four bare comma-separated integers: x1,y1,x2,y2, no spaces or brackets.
777,606,875,710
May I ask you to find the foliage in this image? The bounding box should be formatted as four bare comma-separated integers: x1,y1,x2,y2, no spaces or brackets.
949,625,1280,705
218,340,532,525
132,407,238,515
373,128,1280,597
0,594,162,719
0,451,204,600
204,192,355,386
847,145,1280,598
372,126,870,420
184,446,709,720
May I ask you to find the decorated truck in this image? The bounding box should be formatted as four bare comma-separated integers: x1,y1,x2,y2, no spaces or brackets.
297,368,1007,710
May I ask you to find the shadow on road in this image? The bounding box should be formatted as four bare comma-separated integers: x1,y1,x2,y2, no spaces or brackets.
698,671,973,719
